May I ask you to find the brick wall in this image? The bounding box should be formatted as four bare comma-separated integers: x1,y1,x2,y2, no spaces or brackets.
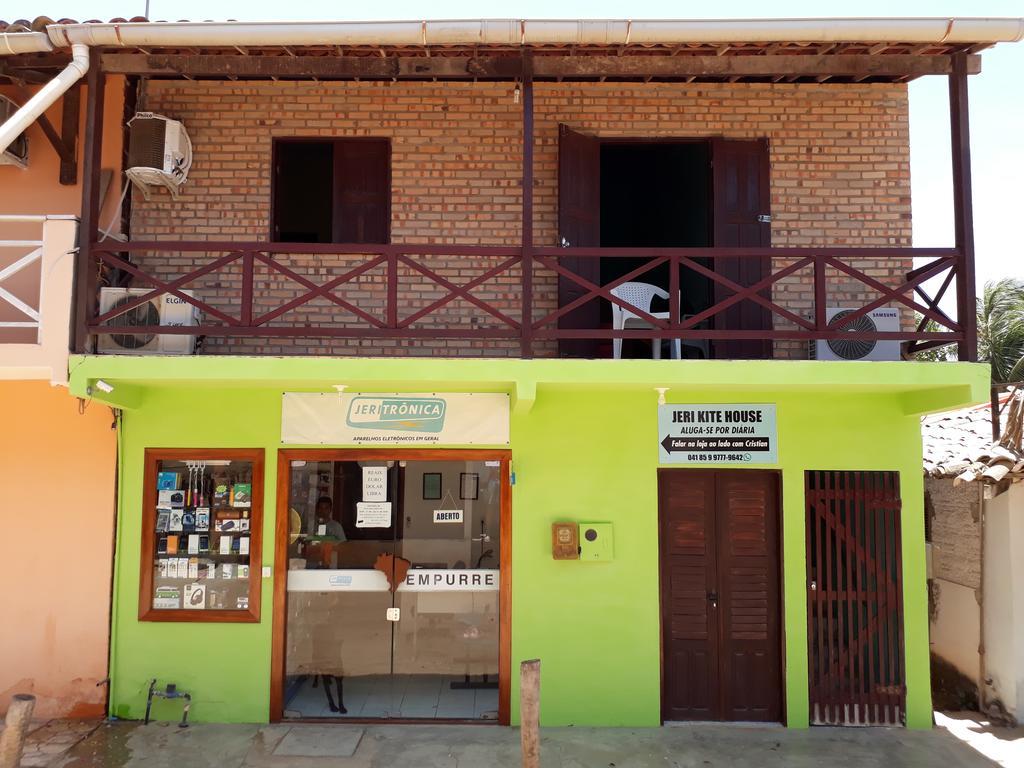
926,477,982,590
129,80,912,358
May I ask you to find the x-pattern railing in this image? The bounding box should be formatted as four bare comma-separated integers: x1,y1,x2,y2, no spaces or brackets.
90,242,524,338
0,223,45,336
85,240,967,354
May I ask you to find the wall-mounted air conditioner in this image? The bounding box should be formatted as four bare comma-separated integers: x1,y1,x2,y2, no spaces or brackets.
125,112,192,199
812,307,902,361
96,287,199,354
0,95,29,169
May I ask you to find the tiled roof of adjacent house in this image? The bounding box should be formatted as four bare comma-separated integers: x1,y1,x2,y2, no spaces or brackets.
922,387,1024,484
0,17,149,33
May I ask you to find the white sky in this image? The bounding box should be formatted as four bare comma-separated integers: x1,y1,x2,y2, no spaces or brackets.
7,0,1022,291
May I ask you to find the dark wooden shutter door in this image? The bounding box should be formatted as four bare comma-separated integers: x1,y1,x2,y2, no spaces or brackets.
659,470,719,720
660,469,782,723
711,138,772,359
806,471,905,726
333,139,390,244
716,471,781,722
557,124,601,358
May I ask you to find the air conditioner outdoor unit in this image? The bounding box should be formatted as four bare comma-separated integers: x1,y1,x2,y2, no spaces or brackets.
812,307,902,361
0,95,29,169
96,287,199,354
125,112,192,199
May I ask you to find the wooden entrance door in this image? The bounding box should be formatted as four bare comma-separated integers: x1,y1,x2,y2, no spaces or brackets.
806,471,905,726
711,138,773,360
557,124,601,358
658,469,782,722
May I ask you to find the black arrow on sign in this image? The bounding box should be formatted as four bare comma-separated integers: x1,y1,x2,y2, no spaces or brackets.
661,435,685,453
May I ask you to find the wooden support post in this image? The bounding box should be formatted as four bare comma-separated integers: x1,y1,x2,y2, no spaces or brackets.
949,53,978,362
520,52,535,358
0,694,36,768
520,659,540,768
73,49,105,353
59,86,81,185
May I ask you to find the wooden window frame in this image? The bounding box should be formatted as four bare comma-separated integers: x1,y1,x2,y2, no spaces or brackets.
269,136,392,245
138,448,265,623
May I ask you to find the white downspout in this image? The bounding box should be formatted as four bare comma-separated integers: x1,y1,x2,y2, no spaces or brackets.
0,42,89,157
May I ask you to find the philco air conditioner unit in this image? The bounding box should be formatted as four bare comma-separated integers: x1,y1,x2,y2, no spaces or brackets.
812,307,901,361
96,287,199,354
125,112,192,199
0,95,29,169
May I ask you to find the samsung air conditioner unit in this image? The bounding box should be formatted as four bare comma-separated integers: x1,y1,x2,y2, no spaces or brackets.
96,287,199,354
812,307,902,361
125,112,192,199
0,95,29,169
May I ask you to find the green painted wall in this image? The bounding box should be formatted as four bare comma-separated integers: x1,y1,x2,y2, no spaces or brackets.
103,362,961,729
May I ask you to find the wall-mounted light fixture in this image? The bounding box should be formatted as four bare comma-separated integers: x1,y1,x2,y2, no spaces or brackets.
655,387,669,406
87,379,114,397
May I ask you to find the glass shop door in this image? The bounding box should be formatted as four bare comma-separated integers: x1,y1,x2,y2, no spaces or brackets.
282,456,503,721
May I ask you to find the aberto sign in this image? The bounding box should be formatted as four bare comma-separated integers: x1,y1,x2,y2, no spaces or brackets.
658,404,778,465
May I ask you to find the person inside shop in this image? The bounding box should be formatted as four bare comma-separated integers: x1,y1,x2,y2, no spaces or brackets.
316,495,347,541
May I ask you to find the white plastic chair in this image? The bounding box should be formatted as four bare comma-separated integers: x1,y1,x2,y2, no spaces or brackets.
610,282,709,360
610,282,671,360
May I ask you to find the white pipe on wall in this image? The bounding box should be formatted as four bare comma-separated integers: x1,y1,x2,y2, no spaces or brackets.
40,17,1024,50
0,43,89,157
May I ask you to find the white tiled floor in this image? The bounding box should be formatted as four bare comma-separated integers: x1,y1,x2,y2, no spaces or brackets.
284,674,499,720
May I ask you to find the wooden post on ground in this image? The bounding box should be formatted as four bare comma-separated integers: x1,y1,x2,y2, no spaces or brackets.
0,694,36,768
520,659,540,768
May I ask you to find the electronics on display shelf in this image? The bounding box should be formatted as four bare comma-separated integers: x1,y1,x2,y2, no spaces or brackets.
148,455,256,613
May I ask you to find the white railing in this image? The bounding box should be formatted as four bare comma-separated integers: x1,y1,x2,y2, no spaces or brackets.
0,215,79,384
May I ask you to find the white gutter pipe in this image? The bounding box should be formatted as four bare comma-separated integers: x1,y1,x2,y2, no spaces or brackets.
0,43,89,157
42,17,1024,49
0,31,54,54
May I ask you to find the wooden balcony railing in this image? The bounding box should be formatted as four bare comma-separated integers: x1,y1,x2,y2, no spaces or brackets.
78,240,970,359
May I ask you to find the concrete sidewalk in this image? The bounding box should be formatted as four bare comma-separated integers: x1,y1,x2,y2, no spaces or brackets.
11,719,994,768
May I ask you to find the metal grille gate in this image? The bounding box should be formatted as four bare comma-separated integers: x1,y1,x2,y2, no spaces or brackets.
805,471,905,726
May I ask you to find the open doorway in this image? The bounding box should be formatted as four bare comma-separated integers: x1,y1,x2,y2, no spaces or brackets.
598,142,713,356
557,126,772,360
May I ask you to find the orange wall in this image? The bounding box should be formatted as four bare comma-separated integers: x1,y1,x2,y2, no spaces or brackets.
0,382,116,718
0,76,125,223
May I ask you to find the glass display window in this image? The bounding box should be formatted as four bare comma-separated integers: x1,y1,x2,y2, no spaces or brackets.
139,449,264,621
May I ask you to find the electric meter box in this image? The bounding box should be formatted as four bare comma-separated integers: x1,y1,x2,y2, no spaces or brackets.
578,523,613,562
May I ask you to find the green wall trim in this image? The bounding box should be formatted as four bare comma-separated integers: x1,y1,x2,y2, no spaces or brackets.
93,356,987,728
69,355,989,412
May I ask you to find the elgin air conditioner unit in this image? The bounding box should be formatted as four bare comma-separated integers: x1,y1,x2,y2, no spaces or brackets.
125,112,192,199
0,96,29,169
812,307,902,361
96,287,199,354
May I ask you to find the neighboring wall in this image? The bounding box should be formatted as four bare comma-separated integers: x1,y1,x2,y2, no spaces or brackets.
927,478,982,685
0,77,125,718
983,482,1024,717
0,78,126,223
0,382,116,718
130,81,912,357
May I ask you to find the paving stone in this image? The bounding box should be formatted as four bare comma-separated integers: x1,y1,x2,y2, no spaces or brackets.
272,726,364,757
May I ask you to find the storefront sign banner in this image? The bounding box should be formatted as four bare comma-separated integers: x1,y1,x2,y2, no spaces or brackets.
355,501,392,528
658,404,778,465
281,392,510,445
